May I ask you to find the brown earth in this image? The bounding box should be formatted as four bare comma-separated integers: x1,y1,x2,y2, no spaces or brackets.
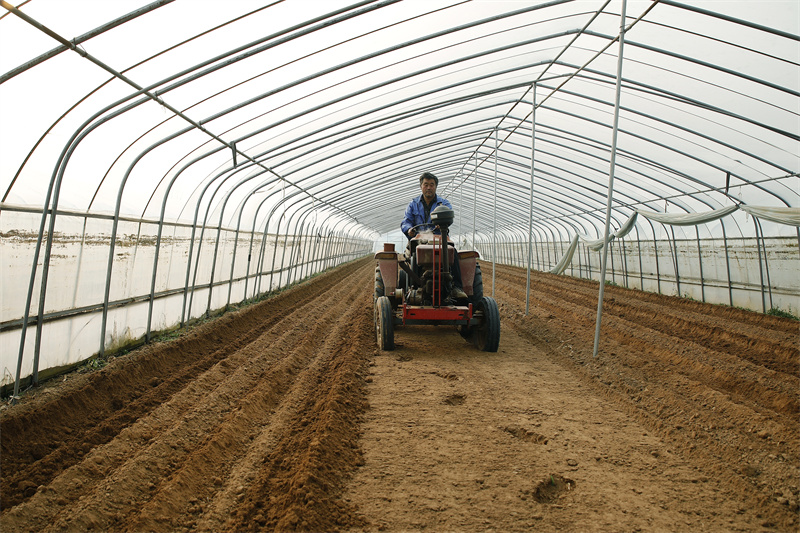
1,257,798,532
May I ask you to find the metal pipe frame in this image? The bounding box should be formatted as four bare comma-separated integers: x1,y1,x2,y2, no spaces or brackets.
4,0,798,397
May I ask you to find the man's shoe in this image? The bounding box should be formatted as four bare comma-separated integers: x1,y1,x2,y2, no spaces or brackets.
450,287,468,300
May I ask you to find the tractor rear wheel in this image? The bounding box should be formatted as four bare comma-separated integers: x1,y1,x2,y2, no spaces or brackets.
474,296,500,352
375,295,395,350
374,266,385,301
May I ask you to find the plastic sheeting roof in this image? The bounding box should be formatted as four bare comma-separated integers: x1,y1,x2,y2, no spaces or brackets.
1,0,799,242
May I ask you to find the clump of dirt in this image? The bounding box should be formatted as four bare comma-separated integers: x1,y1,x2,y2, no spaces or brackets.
443,393,466,405
528,474,576,503
503,425,548,444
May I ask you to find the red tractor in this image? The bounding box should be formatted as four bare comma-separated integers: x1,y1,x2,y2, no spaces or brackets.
373,205,500,351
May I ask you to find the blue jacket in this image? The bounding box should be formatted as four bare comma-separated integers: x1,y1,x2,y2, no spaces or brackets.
401,194,453,238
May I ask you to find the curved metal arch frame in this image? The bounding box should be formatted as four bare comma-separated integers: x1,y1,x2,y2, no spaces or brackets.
3,0,798,398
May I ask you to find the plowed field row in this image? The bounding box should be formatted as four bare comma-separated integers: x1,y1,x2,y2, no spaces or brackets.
1,257,798,532
2,259,374,532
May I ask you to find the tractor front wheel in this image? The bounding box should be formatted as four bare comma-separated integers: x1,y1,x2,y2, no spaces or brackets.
375,295,395,350
474,296,500,352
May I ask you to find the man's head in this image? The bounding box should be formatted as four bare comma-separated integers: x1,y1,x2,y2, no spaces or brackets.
419,172,438,203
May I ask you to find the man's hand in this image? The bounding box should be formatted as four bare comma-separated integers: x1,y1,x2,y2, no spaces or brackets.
408,228,417,238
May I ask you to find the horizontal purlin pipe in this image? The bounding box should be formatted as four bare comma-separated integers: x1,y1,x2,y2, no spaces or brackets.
0,0,176,83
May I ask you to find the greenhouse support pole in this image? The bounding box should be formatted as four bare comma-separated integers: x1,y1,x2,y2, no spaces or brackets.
186,217,213,321
593,0,627,359
696,227,706,303
323,231,333,272
300,207,318,280
322,228,334,273
459,172,463,240
473,155,477,250
148,154,250,340
281,207,306,286
585,247,591,280
299,218,310,282
291,215,309,284
278,212,295,287
619,237,629,288
247,193,276,301
100,128,188,356
544,230,552,268
493,128,498,297
255,200,279,297
12,203,51,400
206,182,246,316
609,238,616,285
310,224,329,280
226,190,260,308
722,222,733,307
635,227,644,290
644,218,662,295
268,216,283,293
526,83,537,315
291,210,314,285
267,189,309,293
756,218,774,311
670,226,681,297
753,217,767,313
255,215,273,297
237,219,256,306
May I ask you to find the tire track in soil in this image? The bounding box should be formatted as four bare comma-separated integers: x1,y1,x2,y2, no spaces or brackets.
1,259,375,533
344,261,797,532
486,262,798,531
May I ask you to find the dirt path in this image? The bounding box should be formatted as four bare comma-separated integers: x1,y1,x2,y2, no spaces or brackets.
1,257,798,532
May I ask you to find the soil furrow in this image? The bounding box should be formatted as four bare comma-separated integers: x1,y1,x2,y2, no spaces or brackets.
487,263,798,531
0,261,370,532
493,268,798,419
0,261,364,512
2,257,797,533
496,266,795,355
224,265,374,532
128,263,373,533
497,266,797,342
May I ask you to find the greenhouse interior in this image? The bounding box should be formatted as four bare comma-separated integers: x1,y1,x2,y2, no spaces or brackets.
1,1,798,532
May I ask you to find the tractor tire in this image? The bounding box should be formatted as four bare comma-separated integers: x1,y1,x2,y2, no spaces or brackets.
374,266,385,301
473,296,500,352
375,295,395,351
470,262,484,304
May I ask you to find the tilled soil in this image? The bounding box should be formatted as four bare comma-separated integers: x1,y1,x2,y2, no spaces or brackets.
1,257,798,532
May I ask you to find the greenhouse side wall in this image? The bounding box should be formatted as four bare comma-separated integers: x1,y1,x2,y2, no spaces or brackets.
0,206,372,394
476,236,800,315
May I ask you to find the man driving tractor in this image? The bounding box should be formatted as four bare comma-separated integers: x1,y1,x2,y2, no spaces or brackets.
401,171,467,301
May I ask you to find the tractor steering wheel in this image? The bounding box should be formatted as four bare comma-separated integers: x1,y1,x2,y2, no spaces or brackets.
410,223,437,237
